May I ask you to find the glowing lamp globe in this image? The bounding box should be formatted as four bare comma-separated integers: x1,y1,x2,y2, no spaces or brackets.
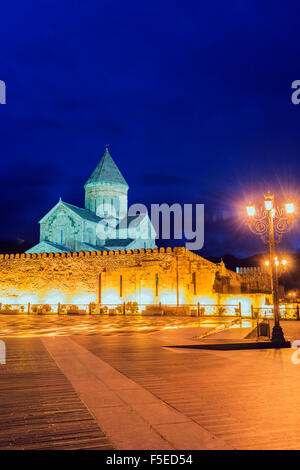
246,205,255,217
264,199,273,211
285,202,294,214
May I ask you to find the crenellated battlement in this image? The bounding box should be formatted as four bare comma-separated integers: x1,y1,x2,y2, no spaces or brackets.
0,246,185,262
236,266,265,274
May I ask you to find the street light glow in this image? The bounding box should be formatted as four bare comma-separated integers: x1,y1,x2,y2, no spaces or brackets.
246,205,255,217
265,257,288,267
264,192,274,211
264,199,273,211
285,202,294,214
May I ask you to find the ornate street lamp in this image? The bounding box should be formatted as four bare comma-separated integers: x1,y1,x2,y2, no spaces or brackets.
264,257,288,271
246,192,295,343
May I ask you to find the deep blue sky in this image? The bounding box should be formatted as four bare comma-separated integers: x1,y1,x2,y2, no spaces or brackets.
1,0,300,257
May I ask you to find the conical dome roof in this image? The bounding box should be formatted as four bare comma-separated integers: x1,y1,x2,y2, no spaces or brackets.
85,147,129,188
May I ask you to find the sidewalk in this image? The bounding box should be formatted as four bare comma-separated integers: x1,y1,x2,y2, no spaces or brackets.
1,322,300,449
0,338,113,450
43,336,232,450
74,324,300,450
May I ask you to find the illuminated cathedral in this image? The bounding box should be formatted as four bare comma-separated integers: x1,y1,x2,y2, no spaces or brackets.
27,147,156,254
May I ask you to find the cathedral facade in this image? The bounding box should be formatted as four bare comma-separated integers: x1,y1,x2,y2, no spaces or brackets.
0,145,272,315
27,148,156,254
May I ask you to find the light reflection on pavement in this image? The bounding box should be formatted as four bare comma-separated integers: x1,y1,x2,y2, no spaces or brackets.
0,314,235,337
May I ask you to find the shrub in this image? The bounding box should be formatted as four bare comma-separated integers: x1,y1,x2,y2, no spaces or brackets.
115,304,123,314
126,301,139,313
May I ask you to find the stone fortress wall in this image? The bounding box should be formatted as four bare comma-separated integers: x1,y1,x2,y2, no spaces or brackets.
0,247,271,314
236,266,272,292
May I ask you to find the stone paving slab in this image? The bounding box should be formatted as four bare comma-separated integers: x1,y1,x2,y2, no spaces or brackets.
0,338,114,450
2,320,300,450
43,336,232,450
73,326,300,450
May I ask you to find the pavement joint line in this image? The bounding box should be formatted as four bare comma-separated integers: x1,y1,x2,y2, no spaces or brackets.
42,336,234,450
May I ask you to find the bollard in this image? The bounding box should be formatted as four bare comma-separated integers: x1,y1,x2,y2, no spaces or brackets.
197,302,200,316
58,302,61,314
158,302,164,316
123,302,126,315
28,302,30,314
89,303,92,315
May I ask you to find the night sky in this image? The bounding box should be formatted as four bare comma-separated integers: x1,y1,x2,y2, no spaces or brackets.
1,0,300,258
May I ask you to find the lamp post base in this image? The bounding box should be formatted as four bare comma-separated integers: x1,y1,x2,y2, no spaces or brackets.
271,325,286,344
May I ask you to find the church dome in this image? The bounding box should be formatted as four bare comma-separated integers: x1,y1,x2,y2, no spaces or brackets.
84,147,129,218
84,147,129,190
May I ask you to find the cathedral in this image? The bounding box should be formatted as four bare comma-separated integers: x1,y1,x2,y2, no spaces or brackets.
27,147,157,254
0,146,271,313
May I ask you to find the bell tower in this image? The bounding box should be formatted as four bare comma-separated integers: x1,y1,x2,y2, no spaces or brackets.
84,147,129,219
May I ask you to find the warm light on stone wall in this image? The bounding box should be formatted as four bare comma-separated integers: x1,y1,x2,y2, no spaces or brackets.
0,247,271,313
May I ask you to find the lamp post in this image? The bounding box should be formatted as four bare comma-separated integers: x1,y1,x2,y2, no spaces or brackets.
246,193,295,344
264,257,288,297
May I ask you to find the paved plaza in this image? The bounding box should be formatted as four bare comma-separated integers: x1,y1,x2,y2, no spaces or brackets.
0,314,224,338
1,315,300,449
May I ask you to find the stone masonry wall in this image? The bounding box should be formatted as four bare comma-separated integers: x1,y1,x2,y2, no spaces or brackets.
0,247,271,312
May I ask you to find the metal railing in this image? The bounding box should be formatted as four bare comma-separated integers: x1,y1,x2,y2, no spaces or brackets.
0,301,242,316
88,303,242,316
252,305,300,320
